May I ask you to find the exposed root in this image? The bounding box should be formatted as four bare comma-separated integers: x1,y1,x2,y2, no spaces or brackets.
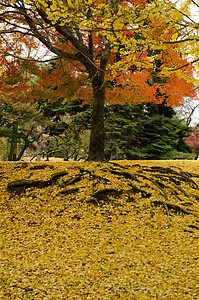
128,182,151,198
29,165,54,170
59,187,79,195
192,194,199,201
141,166,198,188
60,175,82,187
92,188,119,198
171,183,190,198
7,179,38,192
6,162,199,218
188,224,199,230
7,170,69,192
151,200,196,216
50,170,69,182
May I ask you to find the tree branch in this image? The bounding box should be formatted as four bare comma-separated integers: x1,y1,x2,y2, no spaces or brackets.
171,57,199,71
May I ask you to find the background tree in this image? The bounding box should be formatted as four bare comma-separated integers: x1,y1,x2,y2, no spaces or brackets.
0,137,7,160
0,0,197,160
174,97,199,126
0,99,50,161
104,103,193,160
40,99,192,161
184,126,199,160
37,98,92,160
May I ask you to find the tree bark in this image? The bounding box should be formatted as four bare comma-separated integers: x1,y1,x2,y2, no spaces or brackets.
8,124,18,161
88,78,106,161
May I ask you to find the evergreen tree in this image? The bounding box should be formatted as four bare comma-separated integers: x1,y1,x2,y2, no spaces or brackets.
104,103,192,160
37,98,92,160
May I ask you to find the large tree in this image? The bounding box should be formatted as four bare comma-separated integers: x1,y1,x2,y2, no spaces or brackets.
0,0,197,160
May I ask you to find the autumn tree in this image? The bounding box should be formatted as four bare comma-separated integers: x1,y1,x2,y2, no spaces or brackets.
184,126,199,159
0,0,198,160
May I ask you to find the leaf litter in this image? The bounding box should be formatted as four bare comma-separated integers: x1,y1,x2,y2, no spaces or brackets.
0,160,199,299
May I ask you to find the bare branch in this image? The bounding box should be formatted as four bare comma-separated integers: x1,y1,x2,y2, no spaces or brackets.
171,57,199,71
163,37,199,44
4,52,60,63
190,0,199,8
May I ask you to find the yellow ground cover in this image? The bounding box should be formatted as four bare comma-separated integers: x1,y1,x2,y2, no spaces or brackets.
0,160,199,299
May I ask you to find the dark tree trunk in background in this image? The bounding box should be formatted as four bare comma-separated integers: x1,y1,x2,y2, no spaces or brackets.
88,77,106,161
8,124,18,161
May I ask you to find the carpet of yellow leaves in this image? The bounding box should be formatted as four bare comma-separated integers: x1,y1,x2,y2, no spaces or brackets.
0,160,199,299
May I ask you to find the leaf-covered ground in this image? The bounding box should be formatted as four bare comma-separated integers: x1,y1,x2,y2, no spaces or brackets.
0,160,199,299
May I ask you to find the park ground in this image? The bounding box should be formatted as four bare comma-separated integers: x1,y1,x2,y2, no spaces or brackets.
0,160,199,299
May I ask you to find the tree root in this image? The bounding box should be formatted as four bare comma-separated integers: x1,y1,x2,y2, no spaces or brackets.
128,182,151,198
92,188,119,198
7,179,38,192
29,164,54,170
7,170,69,192
5,162,199,218
141,166,198,188
151,200,196,215
59,187,79,195
60,175,81,187
188,224,199,230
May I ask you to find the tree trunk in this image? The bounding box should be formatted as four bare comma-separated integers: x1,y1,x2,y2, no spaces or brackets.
88,79,106,161
17,143,28,161
8,124,18,161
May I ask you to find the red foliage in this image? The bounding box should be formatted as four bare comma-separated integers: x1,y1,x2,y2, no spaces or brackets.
158,74,198,107
0,3,197,108
120,0,146,8
184,127,199,156
106,70,158,104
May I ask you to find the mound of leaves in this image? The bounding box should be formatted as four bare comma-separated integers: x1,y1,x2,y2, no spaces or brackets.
5,161,199,218
0,161,199,299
